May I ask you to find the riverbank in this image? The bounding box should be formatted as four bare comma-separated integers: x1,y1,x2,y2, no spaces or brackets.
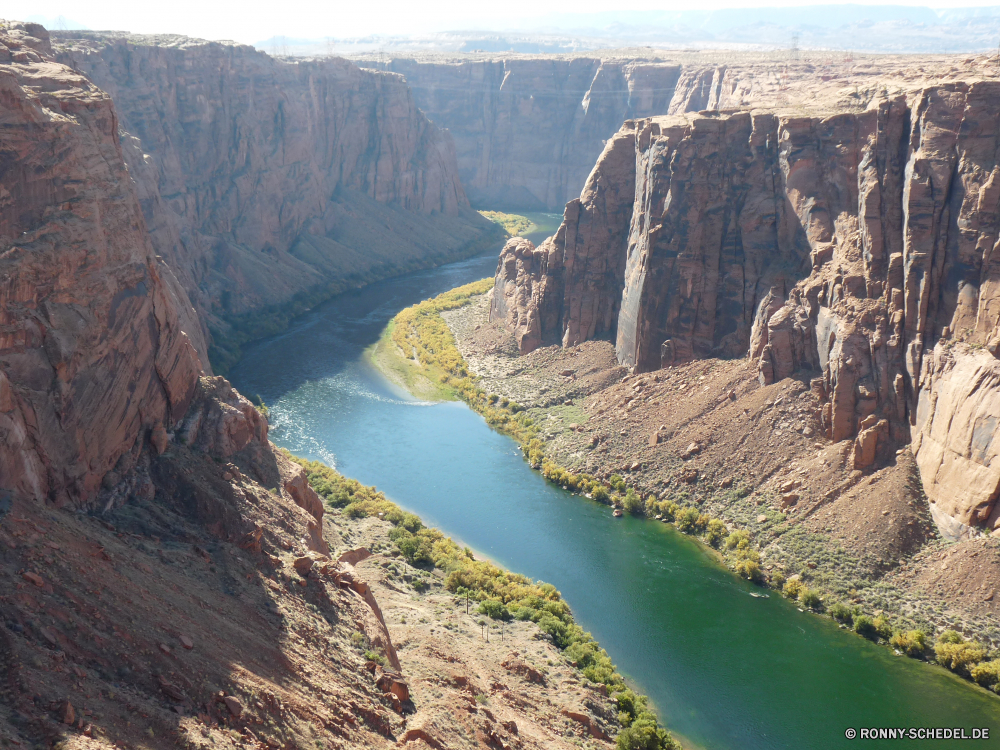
443,290,1000,695
370,279,1000,702
292,454,677,749
366,285,679,747
208,222,507,375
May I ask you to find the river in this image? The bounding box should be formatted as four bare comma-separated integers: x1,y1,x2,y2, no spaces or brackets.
230,215,1000,749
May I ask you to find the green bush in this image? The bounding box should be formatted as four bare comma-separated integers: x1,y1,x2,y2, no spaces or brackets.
704,519,729,547
623,488,645,515
970,659,1000,689
478,598,511,621
828,602,854,626
735,557,762,582
610,474,627,493
725,530,750,551
782,578,805,600
854,615,890,641
675,507,701,534
363,650,386,665
889,629,927,658
935,631,987,675
799,588,822,611
592,485,610,503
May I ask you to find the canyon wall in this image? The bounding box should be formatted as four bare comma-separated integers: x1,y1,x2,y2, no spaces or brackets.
355,56,684,210
0,25,491,507
52,33,498,368
353,53,984,213
0,23,203,508
492,76,1000,536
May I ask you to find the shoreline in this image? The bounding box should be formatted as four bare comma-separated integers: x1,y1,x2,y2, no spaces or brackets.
370,280,1000,706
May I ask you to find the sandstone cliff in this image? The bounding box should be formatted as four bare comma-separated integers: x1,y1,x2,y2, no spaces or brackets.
355,55,682,210
353,52,990,213
491,69,1000,536
0,22,203,509
52,32,499,370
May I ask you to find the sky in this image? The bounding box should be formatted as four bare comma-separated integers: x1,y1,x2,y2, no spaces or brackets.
9,0,1000,44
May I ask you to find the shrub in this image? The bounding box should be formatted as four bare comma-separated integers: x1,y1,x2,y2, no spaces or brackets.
592,485,611,503
873,615,892,640
799,588,822,611
659,500,678,522
623,488,645,515
478,598,511,621
889,630,927,658
854,615,890,641
610,474,627,493
769,569,786,588
735,557,762,582
675,507,700,534
725,530,750,551
363,650,386,665
935,631,987,675
782,578,805,600
970,660,1000,689
828,602,854,626
704,519,729,547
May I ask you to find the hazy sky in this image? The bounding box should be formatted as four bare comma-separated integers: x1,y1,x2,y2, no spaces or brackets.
11,0,1000,44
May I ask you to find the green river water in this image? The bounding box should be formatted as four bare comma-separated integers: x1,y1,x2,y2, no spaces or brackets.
230,215,1000,749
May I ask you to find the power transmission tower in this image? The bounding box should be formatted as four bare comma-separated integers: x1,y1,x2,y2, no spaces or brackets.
790,34,800,62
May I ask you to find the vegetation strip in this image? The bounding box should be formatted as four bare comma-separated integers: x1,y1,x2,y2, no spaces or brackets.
289,452,677,750
377,282,1000,704
478,210,535,237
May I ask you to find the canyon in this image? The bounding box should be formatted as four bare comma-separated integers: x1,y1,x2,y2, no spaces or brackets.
1,20,607,750
489,53,1000,539
353,50,989,214
4,10,1000,748
50,30,500,371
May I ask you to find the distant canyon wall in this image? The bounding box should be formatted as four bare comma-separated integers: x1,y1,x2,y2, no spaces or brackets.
355,56,686,211
492,81,1000,536
52,33,495,366
351,55,951,213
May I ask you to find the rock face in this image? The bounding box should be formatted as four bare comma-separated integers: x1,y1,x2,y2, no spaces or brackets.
493,78,1000,534
52,33,496,365
0,22,203,508
355,56,682,210
353,53,993,212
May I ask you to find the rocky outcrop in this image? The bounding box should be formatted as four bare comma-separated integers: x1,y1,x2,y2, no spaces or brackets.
0,22,204,509
356,56,682,210
494,78,1000,534
490,129,637,351
52,33,497,366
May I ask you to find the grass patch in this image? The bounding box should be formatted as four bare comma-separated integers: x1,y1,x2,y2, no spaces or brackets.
478,210,534,237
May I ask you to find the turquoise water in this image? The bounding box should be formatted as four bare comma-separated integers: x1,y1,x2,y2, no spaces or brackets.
230,235,1000,749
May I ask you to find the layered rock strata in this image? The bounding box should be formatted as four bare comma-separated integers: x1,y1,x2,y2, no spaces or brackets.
0,22,203,509
492,79,1000,535
353,52,992,211
51,32,496,364
355,56,682,210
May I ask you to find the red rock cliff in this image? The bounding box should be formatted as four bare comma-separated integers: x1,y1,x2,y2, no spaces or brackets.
493,74,1000,536
0,23,203,507
355,56,683,210
51,33,495,363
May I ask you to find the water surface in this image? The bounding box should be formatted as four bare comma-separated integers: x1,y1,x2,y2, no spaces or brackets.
231,223,1000,749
